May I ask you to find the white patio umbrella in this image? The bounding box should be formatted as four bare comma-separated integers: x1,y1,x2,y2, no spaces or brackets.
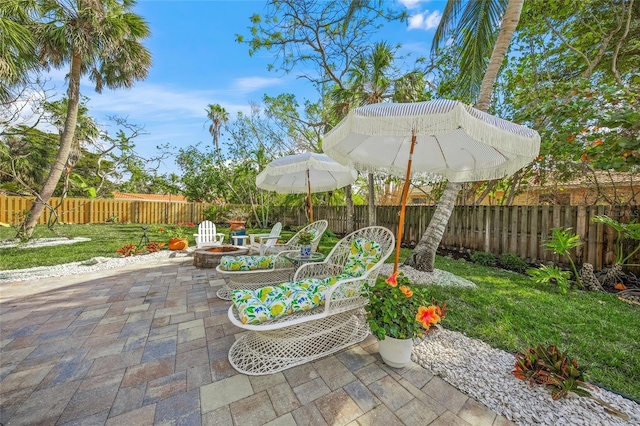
256,152,358,222
323,99,541,272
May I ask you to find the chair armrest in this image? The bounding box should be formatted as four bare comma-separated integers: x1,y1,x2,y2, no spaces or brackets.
258,235,280,243
249,233,270,245
293,262,341,281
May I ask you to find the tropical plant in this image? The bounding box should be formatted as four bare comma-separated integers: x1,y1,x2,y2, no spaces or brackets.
527,264,571,294
0,0,40,102
364,272,446,340
591,214,640,287
543,227,583,288
592,215,640,266
513,344,628,419
19,0,151,239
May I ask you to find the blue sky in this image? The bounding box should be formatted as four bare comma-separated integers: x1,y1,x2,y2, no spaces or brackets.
42,0,445,175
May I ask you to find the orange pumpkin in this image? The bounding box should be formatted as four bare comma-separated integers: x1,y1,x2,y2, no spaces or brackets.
168,238,188,250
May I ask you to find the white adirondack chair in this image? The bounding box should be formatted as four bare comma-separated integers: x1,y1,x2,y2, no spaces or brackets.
194,220,225,248
248,222,282,255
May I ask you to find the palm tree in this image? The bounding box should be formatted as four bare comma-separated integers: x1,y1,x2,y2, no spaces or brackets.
345,42,394,226
405,0,525,272
0,0,40,103
205,103,229,164
19,0,151,239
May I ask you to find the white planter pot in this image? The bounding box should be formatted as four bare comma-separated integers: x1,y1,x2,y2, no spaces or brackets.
378,335,413,368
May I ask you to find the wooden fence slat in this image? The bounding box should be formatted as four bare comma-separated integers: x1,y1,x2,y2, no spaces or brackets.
529,206,539,262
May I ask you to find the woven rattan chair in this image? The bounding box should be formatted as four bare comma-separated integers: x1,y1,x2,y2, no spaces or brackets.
226,226,395,375
214,220,329,300
261,220,328,255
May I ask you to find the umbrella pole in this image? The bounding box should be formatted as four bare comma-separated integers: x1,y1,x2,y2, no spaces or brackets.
394,132,417,274
307,169,314,222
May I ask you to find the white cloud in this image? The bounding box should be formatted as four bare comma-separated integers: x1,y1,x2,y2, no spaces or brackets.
407,10,442,31
232,76,282,95
398,0,427,10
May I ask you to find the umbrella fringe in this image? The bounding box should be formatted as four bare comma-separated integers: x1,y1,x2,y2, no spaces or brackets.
324,101,540,163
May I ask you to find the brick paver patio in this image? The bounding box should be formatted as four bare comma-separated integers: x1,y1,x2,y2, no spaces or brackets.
0,253,514,425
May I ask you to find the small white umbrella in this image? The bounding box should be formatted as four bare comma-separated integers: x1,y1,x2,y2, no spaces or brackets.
256,152,358,222
323,99,541,272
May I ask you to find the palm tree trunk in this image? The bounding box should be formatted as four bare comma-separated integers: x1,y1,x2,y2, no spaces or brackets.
475,0,524,111
404,181,461,272
19,52,82,239
368,173,376,226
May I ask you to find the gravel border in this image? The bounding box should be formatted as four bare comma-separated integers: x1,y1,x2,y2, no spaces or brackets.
413,328,640,425
0,249,179,283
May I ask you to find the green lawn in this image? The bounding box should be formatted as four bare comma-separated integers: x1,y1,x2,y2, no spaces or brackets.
1,223,639,401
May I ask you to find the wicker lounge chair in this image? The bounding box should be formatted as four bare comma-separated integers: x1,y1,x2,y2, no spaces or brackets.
214,220,328,300
226,226,395,375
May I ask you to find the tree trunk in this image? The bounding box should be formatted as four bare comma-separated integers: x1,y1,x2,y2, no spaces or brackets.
368,172,376,226
345,184,355,233
404,181,461,272
475,0,524,111
19,52,82,239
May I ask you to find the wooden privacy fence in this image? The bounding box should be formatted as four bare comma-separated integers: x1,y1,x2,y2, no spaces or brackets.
0,196,212,225
2,195,638,271
314,204,640,271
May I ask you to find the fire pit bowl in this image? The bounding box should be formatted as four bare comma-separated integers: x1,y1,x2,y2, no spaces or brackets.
193,245,249,268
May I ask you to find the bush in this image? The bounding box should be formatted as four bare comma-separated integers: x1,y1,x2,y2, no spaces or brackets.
500,253,528,273
470,251,497,267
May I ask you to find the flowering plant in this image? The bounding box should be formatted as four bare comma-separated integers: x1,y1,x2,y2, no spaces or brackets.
159,222,195,239
364,271,447,340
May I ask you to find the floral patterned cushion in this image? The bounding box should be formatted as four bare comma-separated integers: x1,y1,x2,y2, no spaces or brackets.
232,278,330,325
342,239,382,277
218,255,277,271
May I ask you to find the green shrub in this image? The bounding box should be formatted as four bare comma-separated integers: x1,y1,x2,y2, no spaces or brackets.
470,251,497,267
500,253,528,273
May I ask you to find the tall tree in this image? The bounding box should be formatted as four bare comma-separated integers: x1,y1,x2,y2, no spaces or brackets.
205,103,229,164
19,0,151,238
337,41,395,227
405,0,525,272
237,0,400,231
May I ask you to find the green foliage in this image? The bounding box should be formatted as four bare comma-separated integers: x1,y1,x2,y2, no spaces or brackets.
297,231,313,245
203,204,227,222
500,253,528,273
470,251,497,267
364,273,446,340
527,265,571,294
513,344,592,400
592,215,640,265
543,228,582,288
